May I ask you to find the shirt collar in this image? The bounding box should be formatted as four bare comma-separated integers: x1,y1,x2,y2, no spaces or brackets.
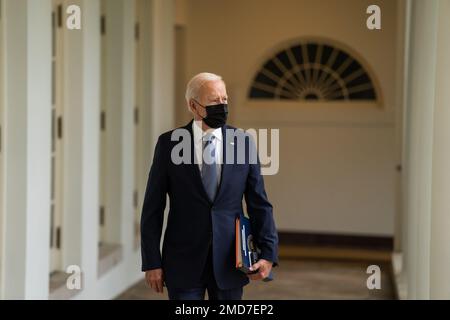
192,120,222,142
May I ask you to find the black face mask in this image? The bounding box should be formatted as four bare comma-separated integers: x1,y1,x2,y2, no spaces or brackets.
195,101,228,128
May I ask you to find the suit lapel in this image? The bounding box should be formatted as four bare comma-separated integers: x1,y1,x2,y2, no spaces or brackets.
213,125,232,204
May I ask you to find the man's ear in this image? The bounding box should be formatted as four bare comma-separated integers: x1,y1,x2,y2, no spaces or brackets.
189,100,198,115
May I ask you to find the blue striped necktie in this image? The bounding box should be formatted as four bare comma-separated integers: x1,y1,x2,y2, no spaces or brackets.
202,134,218,201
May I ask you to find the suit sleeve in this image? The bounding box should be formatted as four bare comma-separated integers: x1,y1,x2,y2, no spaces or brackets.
140,135,169,271
244,135,279,267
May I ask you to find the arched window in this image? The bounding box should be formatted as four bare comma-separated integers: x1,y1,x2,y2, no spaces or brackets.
249,42,378,101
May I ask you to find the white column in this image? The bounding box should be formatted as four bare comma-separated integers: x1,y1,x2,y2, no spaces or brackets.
62,0,100,298
124,0,175,253
97,0,138,298
117,0,135,260
82,0,145,299
132,0,176,250
149,0,175,146
135,0,151,236
393,0,407,254
101,0,135,246
429,0,450,300
404,0,439,299
145,0,175,252
94,0,175,299
1,0,52,299
401,1,412,262
0,0,5,295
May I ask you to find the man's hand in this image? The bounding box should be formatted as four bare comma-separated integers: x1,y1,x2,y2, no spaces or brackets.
247,259,273,281
145,268,164,293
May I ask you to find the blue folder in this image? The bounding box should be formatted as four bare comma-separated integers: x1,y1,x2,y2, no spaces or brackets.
235,212,273,282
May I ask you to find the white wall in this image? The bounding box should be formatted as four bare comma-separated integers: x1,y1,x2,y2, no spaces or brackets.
178,0,402,236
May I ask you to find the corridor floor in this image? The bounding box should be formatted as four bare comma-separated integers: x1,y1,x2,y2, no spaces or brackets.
116,258,396,300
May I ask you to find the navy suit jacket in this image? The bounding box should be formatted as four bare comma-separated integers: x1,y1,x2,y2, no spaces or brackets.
140,120,278,290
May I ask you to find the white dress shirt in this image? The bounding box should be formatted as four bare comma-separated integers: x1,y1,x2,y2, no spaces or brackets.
193,120,223,186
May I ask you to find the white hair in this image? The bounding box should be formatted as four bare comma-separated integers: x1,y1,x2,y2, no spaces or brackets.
185,72,223,110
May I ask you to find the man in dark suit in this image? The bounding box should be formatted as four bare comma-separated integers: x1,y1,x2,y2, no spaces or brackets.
141,72,278,300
